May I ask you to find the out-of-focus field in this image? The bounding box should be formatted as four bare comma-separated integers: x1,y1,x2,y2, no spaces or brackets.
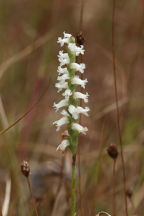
0,0,144,215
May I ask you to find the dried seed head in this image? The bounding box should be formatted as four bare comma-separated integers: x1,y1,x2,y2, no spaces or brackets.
76,32,85,46
126,188,133,199
107,143,118,160
21,160,30,177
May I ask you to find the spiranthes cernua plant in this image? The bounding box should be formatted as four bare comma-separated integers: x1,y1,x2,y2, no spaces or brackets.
53,32,89,216
53,32,89,154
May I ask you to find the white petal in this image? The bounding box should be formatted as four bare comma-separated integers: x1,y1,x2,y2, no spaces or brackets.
77,106,90,116
72,123,88,135
55,81,68,92
62,89,72,99
57,73,69,81
57,37,69,47
57,66,68,75
68,105,79,119
58,51,70,66
56,139,69,151
71,63,86,73
61,109,69,116
53,99,68,111
63,32,72,38
53,116,68,131
72,76,88,88
68,43,85,56
73,92,89,103
68,105,90,119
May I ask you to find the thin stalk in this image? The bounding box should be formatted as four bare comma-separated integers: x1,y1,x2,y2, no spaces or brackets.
112,159,116,216
71,154,76,216
77,143,82,216
51,153,65,216
64,176,71,212
79,0,84,32
77,0,85,214
112,0,128,216
0,81,50,136
64,176,71,213
91,122,106,215
56,153,65,194
0,205,2,216
26,176,39,216
129,197,135,215
77,53,83,216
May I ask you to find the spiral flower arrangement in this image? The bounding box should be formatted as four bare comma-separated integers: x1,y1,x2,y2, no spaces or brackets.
53,32,89,155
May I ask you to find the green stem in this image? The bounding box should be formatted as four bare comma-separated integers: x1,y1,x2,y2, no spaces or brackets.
71,154,76,216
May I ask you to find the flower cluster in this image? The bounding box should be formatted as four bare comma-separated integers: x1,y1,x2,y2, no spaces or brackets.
53,32,89,154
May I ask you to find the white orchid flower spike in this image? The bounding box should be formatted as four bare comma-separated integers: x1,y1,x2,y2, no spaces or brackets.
53,32,89,154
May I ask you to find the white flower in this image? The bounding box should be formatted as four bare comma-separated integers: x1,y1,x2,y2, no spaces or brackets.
72,123,88,135
57,66,68,75
57,37,70,47
54,32,89,152
68,105,90,119
55,81,68,92
73,92,89,103
57,73,69,82
68,43,85,56
77,106,90,116
56,139,69,151
62,89,72,99
57,32,72,47
63,32,72,38
72,76,88,88
53,116,68,131
53,99,68,111
58,51,70,66
68,105,79,119
71,63,86,73
61,109,69,116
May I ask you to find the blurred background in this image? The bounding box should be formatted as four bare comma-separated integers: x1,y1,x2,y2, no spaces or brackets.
0,0,144,215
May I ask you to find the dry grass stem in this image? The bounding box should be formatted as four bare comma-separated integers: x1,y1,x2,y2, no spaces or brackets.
2,177,11,216
95,97,128,120
0,82,50,136
27,176,39,216
0,96,9,129
0,31,53,80
112,0,128,215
